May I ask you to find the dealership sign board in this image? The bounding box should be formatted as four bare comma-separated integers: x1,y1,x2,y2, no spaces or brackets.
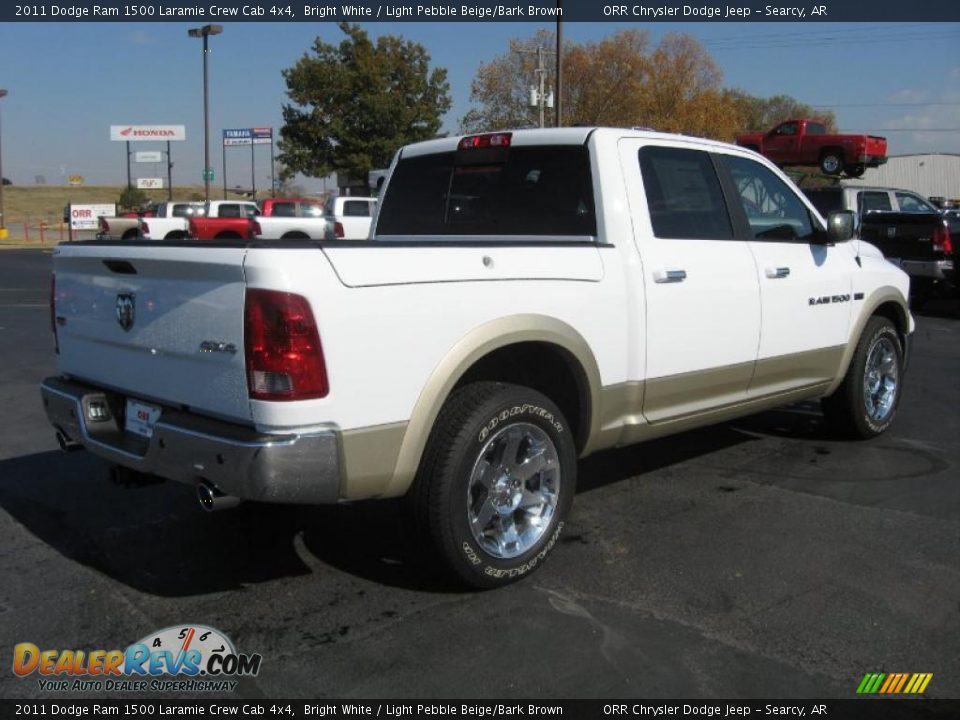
69,204,115,231
136,178,164,189
110,125,186,142
223,127,273,146
135,151,163,163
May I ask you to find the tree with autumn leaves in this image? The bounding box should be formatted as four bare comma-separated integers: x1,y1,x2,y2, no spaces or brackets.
462,30,834,142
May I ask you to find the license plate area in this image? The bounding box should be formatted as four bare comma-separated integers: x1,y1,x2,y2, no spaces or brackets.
125,398,162,438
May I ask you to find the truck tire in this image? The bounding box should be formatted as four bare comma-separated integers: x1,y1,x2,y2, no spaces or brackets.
819,151,843,176
821,316,904,439
844,163,866,178
412,382,576,589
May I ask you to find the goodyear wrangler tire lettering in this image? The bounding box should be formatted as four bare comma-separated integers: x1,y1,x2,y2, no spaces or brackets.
413,382,576,589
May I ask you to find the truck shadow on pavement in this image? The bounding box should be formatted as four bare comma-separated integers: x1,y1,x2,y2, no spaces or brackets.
0,412,811,596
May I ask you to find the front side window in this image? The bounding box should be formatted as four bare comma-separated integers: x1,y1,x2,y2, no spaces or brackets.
638,146,732,240
725,155,816,241
806,122,827,135
377,145,596,237
895,192,936,213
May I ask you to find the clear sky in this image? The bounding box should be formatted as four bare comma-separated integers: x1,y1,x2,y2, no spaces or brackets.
0,21,958,191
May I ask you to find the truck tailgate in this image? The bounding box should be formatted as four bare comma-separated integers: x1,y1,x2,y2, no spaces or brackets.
860,212,944,261
52,244,252,423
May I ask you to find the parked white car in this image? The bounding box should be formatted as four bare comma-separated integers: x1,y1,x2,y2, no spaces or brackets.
43,128,912,588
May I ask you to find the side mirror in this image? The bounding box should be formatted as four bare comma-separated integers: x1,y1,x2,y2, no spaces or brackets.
826,210,856,243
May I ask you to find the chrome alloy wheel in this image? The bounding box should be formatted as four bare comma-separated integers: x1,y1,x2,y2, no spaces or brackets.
466,422,560,559
863,336,899,422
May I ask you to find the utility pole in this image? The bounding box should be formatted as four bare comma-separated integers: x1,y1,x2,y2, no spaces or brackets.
515,45,555,129
556,3,563,127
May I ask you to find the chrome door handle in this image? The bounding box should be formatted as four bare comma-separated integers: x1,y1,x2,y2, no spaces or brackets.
765,266,790,279
653,269,687,283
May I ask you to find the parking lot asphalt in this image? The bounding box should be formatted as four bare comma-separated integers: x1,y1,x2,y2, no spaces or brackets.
0,249,957,700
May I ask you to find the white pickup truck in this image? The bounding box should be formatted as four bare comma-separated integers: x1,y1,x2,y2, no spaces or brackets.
138,201,206,240
42,128,912,588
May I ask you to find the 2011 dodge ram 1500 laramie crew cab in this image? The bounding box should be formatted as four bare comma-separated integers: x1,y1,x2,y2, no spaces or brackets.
41,128,913,588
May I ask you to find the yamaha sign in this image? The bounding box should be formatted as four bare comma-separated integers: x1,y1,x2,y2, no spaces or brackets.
110,125,186,142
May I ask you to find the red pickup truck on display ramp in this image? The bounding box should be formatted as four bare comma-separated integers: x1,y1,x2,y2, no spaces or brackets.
736,118,887,177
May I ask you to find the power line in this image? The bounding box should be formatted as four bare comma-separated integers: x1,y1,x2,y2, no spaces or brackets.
705,31,959,51
815,102,960,108
840,128,960,132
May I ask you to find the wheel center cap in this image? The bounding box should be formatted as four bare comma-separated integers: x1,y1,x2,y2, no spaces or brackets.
492,473,523,514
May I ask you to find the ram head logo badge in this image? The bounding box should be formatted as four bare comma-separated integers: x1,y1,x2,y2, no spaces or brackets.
116,293,135,332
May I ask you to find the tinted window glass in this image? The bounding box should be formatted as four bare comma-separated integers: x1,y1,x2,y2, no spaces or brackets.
241,204,259,218
806,122,827,135
803,189,843,216
725,155,816,241
343,201,372,217
171,204,199,218
377,145,596,237
218,204,240,218
859,191,892,213
638,146,732,240
895,192,936,213
271,202,297,217
776,122,799,136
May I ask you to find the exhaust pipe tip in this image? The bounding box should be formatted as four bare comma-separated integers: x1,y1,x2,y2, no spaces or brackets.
56,431,82,453
197,481,242,512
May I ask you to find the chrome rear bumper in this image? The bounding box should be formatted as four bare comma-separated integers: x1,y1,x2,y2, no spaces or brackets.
40,376,342,504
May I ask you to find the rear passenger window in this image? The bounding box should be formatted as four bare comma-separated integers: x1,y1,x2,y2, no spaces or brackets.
638,146,732,240
859,192,892,213
218,204,240,218
343,201,371,217
271,202,297,217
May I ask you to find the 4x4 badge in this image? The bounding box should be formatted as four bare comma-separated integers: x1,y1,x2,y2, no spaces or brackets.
116,293,135,331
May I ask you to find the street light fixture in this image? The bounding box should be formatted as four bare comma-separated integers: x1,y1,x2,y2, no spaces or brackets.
0,88,7,238
188,24,222,202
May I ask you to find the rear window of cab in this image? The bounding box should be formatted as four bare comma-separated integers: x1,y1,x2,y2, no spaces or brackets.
376,145,596,237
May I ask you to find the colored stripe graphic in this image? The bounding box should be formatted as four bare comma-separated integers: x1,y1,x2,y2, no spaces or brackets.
857,672,932,694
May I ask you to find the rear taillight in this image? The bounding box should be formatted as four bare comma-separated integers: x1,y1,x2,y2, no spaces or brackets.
252,220,262,237
244,289,328,401
99,218,109,233
49,274,59,355
933,221,953,254
334,222,344,239
140,221,150,235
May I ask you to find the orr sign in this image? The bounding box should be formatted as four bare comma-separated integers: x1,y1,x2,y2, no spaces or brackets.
69,204,116,231
110,125,186,142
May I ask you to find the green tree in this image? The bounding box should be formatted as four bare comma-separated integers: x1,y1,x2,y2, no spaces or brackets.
278,23,451,188
118,186,148,211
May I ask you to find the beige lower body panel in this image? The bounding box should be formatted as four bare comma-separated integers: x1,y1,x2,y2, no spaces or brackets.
338,346,845,501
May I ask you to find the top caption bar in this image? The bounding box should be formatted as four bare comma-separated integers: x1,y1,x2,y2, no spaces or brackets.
4,0,960,22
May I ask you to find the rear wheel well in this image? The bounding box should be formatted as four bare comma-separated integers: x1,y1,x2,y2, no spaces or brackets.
281,231,310,240
454,342,591,453
819,146,844,160
121,229,140,240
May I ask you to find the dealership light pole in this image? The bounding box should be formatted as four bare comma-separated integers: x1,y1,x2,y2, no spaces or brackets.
188,24,222,202
0,89,7,238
